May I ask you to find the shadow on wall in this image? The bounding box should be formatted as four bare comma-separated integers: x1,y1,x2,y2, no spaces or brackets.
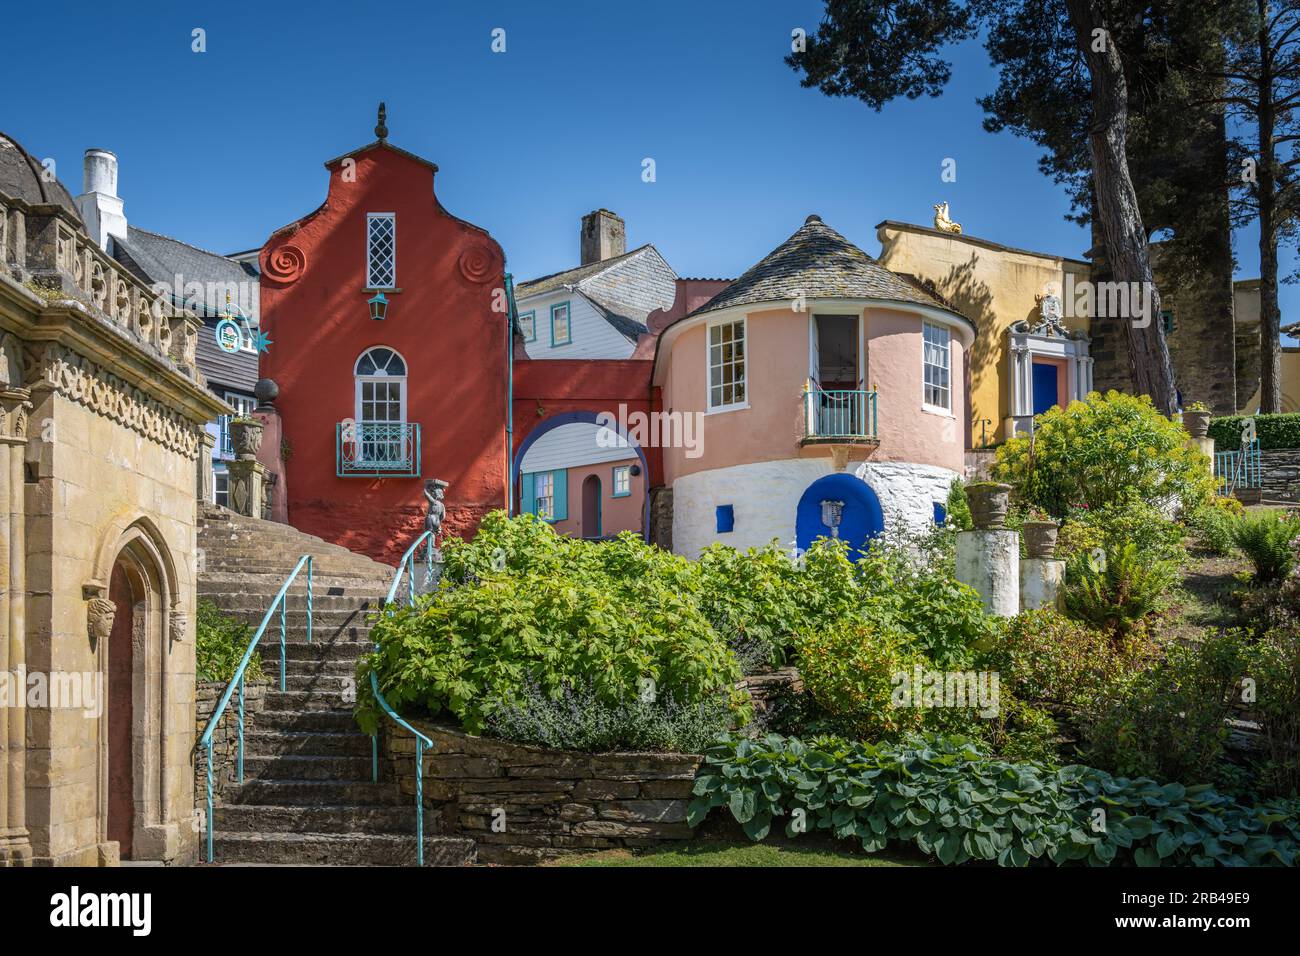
932,254,1000,426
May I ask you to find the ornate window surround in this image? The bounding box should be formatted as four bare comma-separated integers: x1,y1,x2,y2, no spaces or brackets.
1006,310,1093,437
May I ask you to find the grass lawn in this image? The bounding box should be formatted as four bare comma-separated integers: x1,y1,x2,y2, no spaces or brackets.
550,842,927,867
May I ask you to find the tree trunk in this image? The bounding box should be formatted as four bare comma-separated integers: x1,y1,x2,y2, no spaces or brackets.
1066,0,1179,415
1258,0,1283,413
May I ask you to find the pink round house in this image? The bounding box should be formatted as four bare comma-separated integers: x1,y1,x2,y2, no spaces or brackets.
652,215,976,558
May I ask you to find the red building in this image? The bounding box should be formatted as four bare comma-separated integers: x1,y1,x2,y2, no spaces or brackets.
258,109,509,562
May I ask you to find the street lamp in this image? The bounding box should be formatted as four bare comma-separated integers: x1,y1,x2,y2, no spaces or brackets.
368,291,389,321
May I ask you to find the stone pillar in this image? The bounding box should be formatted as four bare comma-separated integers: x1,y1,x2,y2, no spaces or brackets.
1188,436,1215,478
0,386,32,866
252,379,288,524
197,431,215,505
1020,558,1064,611
226,459,266,518
956,530,1019,617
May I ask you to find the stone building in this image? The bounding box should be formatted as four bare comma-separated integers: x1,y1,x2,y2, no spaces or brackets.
0,131,227,865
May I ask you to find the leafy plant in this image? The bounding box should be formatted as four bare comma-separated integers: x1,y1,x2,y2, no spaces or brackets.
1233,510,1300,585
687,733,1300,866
1244,627,1300,798
1063,542,1179,636
945,478,973,531
992,390,1215,518
1209,412,1300,451
196,599,265,684
1188,498,1241,556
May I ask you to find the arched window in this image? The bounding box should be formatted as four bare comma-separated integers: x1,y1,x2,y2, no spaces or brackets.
353,347,408,466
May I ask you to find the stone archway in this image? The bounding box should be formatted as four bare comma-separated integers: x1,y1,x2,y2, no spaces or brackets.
106,561,135,858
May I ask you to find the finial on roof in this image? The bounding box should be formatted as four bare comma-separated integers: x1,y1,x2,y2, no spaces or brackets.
805,214,822,224
376,102,388,141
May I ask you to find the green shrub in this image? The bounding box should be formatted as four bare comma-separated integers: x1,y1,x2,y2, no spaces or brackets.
1063,543,1180,636
1234,510,1300,585
794,620,927,743
945,478,973,531
1245,628,1300,798
986,609,1128,709
483,678,732,754
992,390,1215,518
1079,629,1248,783
1188,498,1242,556
688,733,1300,866
1209,412,1300,451
196,600,265,685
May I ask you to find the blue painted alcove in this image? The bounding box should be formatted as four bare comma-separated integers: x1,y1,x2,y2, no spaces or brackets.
795,473,884,560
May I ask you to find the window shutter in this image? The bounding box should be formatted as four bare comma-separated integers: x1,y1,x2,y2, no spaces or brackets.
552,469,568,521
521,472,536,516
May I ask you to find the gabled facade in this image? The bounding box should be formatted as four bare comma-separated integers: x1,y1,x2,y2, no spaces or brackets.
258,112,508,561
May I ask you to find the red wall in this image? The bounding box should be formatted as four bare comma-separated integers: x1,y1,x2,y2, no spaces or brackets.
260,142,508,564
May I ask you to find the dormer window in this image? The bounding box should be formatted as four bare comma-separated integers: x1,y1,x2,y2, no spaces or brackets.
367,213,396,288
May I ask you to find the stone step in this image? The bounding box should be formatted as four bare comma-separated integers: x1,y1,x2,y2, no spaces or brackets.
242,754,373,782
208,831,475,866
282,673,359,693
212,804,417,834
256,710,366,733
245,730,373,757
276,658,358,677
264,690,353,712
199,595,383,615
270,640,373,661
230,779,402,806
198,575,392,594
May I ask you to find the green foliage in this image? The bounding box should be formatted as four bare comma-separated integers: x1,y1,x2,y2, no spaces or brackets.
1233,510,1300,585
1079,629,1249,784
196,600,265,685
688,733,1300,866
1210,412,1300,451
992,390,1215,518
986,609,1128,710
484,678,732,754
1188,498,1242,556
1244,628,1300,798
1063,543,1179,636
945,478,973,531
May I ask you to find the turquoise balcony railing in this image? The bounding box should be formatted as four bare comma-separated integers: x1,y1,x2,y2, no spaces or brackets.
1215,441,1261,494
336,421,421,477
803,387,878,440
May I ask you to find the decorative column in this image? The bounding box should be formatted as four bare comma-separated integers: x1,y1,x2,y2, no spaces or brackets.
252,379,288,523
1019,521,1064,611
227,418,266,518
196,431,215,506
0,386,32,866
955,483,1020,617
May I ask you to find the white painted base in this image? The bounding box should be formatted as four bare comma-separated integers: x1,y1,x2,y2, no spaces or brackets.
1020,557,1064,611
956,529,1019,617
670,458,959,558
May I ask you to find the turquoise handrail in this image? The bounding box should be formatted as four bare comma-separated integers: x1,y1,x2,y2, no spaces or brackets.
371,530,438,865
198,553,313,864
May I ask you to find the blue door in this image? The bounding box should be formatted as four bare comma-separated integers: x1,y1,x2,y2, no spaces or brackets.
1032,362,1059,416
795,474,884,561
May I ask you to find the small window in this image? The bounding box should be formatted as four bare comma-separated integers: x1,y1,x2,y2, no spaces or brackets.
550,302,571,347
922,321,951,411
612,465,631,497
716,504,735,533
367,213,396,288
535,472,554,520
933,502,947,527
213,467,229,507
708,319,746,410
1161,310,1175,335
518,310,537,342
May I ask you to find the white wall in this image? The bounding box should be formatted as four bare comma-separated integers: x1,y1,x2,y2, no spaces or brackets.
516,291,636,360
520,420,633,473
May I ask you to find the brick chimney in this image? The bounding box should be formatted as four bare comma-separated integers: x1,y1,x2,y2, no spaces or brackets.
580,209,626,265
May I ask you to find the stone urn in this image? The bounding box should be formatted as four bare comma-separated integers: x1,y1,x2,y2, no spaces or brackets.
230,418,264,460
965,482,1013,530
1183,409,1211,439
1022,520,1059,559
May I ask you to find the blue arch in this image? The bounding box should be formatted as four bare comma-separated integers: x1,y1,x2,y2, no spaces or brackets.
511,410,650,541
795,474,884,561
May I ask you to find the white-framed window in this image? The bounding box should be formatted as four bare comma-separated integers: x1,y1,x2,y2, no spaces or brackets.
213,466,229,507
922,321,951,411
535,472,554,519
708,318,746,410
354,347,408,423
518,310,536,342
550,302,571,347
367,213,396,288
218,391,256,457
612,465,631,497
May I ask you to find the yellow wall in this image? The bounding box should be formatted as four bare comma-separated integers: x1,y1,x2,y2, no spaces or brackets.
875,222,1090,445
1242,347,1300,413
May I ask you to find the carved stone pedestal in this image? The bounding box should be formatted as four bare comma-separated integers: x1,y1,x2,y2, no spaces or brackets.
1020,557,1065,611
956,529,1019,617
227,459,267,518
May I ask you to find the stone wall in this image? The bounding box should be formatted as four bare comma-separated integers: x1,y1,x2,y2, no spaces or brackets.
385,721,701,865
1260,448,1300,501
193,680,267,813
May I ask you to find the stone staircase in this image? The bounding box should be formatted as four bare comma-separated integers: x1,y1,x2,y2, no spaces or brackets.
197,506,474,866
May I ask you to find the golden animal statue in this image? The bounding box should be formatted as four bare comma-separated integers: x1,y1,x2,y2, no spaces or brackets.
933,202,962,235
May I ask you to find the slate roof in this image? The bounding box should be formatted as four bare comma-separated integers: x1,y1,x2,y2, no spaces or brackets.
690,215,967,326
0,132,85,230
577,290,647,342
513,244,655,300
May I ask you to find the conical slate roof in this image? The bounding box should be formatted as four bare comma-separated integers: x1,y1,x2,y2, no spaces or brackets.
692,214,955,318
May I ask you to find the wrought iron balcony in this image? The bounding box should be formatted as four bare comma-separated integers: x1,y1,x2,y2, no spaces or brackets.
336,421,421,477
802,387,878,442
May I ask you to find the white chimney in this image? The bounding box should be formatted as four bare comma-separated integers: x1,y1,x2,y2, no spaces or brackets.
75,149,128,251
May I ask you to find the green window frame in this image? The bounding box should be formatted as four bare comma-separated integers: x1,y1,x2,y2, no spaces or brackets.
520,468,568,521
612,464,631,497
518,310,537,342
550,301,572,347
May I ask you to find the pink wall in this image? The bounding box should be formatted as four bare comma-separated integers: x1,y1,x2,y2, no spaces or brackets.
660,305,967,482
549,456,642,538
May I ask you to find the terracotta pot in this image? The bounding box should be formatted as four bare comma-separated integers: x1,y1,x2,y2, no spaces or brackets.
231,419,264,460
1183,409,1211,439
965,482,1012,530
1022,520,1059,559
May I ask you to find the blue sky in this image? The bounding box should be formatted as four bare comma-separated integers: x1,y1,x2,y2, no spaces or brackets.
7,0,1295,336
